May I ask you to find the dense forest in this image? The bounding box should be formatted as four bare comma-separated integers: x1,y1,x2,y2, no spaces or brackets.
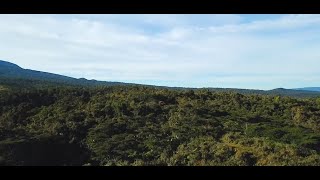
1,82,320,166
2,60,320,166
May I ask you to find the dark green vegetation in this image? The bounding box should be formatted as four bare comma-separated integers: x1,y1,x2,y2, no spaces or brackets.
2,84,320,165
2,60,320,166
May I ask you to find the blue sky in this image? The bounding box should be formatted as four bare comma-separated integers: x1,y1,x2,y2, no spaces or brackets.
1,14,320,90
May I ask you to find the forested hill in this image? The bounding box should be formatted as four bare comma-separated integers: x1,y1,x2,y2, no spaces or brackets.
0,60,129,89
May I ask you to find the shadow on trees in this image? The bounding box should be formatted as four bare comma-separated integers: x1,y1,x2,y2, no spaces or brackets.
0,139,89,166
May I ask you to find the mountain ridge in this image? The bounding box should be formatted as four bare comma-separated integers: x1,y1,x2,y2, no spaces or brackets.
294,87,320,92
0,60,130,87
1,60,320,98
0,60,22,69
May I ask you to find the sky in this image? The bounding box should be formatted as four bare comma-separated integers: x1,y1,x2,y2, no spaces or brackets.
1,14,320,90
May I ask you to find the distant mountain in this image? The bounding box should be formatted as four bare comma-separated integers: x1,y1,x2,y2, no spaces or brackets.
0,60,130,88
293,87,320,92
0,60,22,69
202,87,320,98
1,60,320,98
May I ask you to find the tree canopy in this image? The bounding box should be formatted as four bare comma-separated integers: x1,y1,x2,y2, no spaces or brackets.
1,83,320,166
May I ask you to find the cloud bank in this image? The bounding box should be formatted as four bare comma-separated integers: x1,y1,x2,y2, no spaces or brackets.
1,14,320,90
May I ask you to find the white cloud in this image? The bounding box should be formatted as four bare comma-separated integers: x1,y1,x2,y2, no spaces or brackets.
1,14,320,90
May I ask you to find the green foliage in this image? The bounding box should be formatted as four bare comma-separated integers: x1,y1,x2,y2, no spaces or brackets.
1,82,320,166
